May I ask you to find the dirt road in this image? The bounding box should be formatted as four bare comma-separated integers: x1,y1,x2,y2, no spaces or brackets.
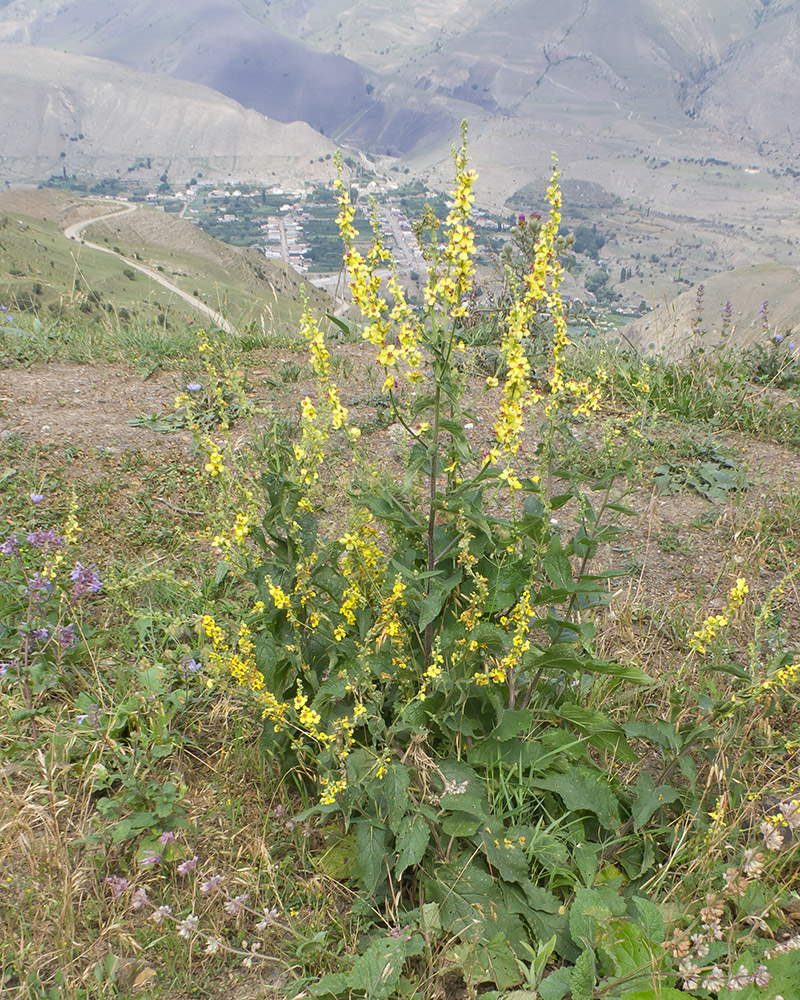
63,203,237,335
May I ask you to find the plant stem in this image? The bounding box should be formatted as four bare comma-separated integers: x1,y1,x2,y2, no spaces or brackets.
424,384,441,668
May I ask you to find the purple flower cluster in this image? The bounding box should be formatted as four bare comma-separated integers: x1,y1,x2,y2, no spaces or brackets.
27,528,65,551
0,534,20,556
70,562,102,598
25,572,53,599
58,624,77,649
181,657,202,678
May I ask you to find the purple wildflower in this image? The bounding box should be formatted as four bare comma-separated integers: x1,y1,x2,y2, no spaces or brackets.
1,534,20,555
181,657,201,678
139,850,163,868
30,626,50,642
151,905,172,924
224,893,248,916
0,661,14,679
186,382,203,392
58,624,77,649
177,914,199,938
30,493,44,504
200,875,225,895
158,831,176,847
753,965,770,988
517,213,525,223
131,888,149,910
177,856,198,876
70,562,101,598
105,875,129,898
727,965,752,991
76,703,102,729
25,572,52,598
775,332,783,344
27,529,64,551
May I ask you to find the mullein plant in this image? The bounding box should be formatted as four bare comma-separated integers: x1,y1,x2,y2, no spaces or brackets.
195,125,667,988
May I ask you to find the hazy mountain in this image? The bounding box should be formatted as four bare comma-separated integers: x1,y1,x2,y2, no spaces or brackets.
2,0,800,344
0,42,339,188
3,1,798,187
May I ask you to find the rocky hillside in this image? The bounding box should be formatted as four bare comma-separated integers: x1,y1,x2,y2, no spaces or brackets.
0,42,338,189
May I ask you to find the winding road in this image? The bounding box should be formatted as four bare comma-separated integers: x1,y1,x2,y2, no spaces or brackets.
63,202,236,335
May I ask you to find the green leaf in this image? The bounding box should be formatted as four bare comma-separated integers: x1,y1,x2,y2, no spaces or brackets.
418,586,448,631
531,768,621,830
395,815,430,879
384,763,410,829
325,313,352,338
311,972,349,997
478,820,530,882
347,936,417,999
543,539,575,591
597,918,657,982
570,889,610,949
631,772,680,832
453,932,522,990
421,902,441,935
316,831,358,880
491,709,533,741
570,948,596,1000
709,660,751,680
619,990,690,1000
538,966,572,1000
632,896,664,945
355,820,388,895
440,810,483,837
557,703,639,762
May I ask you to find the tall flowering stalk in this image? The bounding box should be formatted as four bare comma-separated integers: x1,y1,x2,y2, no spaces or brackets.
203,124,635,836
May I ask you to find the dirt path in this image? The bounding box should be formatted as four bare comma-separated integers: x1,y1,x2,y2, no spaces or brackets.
63,204,237,335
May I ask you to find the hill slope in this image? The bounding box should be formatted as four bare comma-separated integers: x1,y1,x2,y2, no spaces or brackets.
0,42,339,189
0,190,331,328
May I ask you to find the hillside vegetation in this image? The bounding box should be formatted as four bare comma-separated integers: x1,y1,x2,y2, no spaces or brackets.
0,190,331,340
1,144,799,1000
